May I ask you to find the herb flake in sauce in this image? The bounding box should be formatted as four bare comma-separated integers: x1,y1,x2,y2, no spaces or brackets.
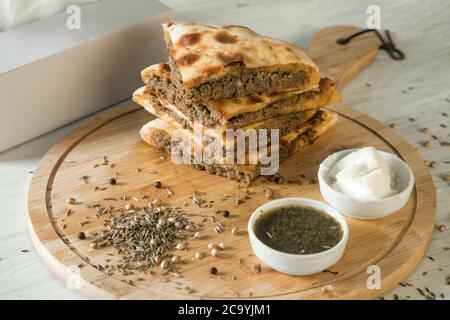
254,206,343,254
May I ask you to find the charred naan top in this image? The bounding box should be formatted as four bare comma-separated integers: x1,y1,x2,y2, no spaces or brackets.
163,22,319,88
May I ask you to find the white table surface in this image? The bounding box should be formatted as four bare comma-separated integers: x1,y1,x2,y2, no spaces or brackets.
1,0,449,300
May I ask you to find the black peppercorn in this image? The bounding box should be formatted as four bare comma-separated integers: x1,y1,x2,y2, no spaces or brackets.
222,210,230,218
154,181,162,188
209,267,218,275
77,232,86,240
109,178,117,185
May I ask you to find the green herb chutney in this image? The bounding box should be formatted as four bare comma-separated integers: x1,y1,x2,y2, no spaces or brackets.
254,206,343,254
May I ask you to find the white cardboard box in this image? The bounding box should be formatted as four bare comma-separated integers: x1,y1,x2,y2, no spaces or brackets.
0,0,172,151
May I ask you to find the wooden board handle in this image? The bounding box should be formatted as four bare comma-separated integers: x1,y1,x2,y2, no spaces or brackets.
308,26,380,89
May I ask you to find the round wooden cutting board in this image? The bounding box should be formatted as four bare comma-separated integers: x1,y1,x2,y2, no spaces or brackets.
27,26,435,299
27,103,435,300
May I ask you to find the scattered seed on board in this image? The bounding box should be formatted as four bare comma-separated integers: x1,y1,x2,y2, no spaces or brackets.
160,260,170,270
172,255,181,263
218,242,226,250
211,248,219,257
195,251,204,259
167,217,176,224
194,231,201,239
79,175,89,184
429,161,437,168
263,187,274,200
209,267,218,275
208,243,217,250
109,178,117,185
67,197,76,205
152,199,161,206
421,127,430,134
175,221,184,229
77,232,86,240
154,181,162,189
252,263,261,274
321,284,333,294
191,191,213,208
214,225,223,234
438,224,446,232
89,204,200,274
125,203,134,210
423,140,431,148
231,227,239,235
165,187,174,197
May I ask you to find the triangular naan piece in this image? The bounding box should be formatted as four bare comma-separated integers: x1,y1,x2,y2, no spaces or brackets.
163,22,321,101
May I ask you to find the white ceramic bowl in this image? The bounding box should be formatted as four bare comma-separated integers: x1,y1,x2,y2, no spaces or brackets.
318,149,415,220
248,198,349,276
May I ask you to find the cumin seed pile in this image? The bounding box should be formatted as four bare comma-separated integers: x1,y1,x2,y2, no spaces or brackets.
91,203,201,273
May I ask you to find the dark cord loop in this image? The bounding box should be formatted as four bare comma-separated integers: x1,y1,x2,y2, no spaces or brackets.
337,29,405,60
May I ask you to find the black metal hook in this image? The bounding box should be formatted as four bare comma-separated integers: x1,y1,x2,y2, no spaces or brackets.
337,29,405,60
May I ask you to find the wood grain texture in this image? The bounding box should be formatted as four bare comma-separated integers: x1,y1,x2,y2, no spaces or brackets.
26,25,435,299
2,0,449,300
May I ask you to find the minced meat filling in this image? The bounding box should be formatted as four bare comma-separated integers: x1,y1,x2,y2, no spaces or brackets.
148,74,320,128
193,68,309,102
227,91,318,128
168,55,310,102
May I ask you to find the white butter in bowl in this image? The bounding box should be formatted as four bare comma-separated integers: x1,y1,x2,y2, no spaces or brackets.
329,147,398,200
318,147,414,220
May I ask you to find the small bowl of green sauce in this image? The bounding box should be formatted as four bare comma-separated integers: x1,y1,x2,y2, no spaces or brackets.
248,198,349,276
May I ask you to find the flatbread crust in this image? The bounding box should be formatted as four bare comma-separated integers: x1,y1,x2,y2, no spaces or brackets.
133,86,192,128
163,22,320,89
